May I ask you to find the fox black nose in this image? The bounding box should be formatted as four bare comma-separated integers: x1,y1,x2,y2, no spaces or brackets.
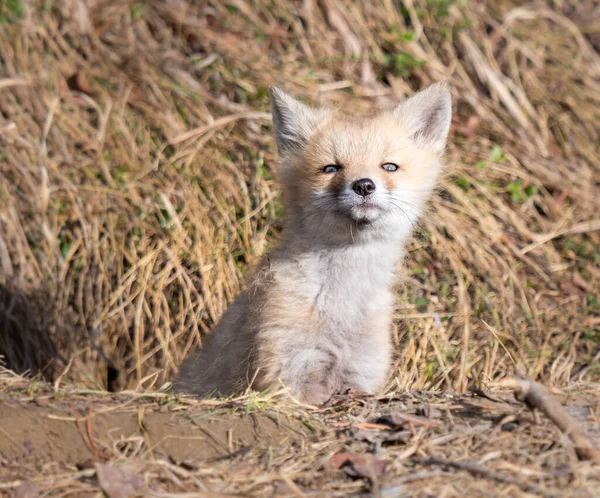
352,178,376,197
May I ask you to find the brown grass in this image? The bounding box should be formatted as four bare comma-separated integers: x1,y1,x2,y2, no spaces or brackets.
0,0,598,397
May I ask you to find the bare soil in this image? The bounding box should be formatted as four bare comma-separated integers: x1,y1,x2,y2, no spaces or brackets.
2,370,600,497
0,399,308,465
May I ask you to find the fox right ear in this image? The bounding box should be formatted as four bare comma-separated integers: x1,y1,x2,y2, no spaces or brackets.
392,83,452,155
269,87,328,154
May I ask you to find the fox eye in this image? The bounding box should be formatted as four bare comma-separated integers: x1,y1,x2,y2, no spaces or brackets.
322,165,340,174
382,162,399,172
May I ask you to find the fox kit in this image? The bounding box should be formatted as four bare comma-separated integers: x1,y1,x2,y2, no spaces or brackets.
174,84,452,404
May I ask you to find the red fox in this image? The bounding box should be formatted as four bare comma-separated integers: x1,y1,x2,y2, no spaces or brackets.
173,84,452,404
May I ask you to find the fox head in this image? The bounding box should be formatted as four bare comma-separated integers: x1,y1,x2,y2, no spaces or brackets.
269,84,452,245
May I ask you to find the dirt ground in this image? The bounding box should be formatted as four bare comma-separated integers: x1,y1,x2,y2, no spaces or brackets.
1,0,599,393
2,368,600,497
0,396,309,465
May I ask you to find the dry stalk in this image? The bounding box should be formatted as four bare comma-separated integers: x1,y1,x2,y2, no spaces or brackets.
500,371,600,464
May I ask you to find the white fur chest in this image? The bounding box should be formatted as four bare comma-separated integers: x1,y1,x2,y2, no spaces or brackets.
275,241,402,335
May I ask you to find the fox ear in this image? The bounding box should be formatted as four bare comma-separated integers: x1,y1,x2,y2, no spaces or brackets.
269,87,328,154
392,83,452,155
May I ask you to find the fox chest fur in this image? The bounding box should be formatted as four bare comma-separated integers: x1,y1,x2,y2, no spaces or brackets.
174,83,452,404
250,242,399,401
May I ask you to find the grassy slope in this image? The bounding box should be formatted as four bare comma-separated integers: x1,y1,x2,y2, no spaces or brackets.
0,1,599,392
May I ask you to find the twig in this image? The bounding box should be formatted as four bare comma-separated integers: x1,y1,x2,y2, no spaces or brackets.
53,355,74,392
414,456,560,498
206,445,252,463
72,404,111,461
0,469,97,490
499,371,600,464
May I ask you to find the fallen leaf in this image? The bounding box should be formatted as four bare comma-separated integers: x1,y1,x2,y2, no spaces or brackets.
325,452,389,480
324,388,371,406
454,115,481,137
95,463,143,498
66,73,94,96
351,427,413,444
14,481,39,498
560,281,586,296
376,412,439,429
350,428,380,443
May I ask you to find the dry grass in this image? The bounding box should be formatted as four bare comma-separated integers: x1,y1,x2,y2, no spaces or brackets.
0,0,598,397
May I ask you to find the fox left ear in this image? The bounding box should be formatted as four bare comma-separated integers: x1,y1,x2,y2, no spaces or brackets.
269,87,329,155
392,83,452,155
